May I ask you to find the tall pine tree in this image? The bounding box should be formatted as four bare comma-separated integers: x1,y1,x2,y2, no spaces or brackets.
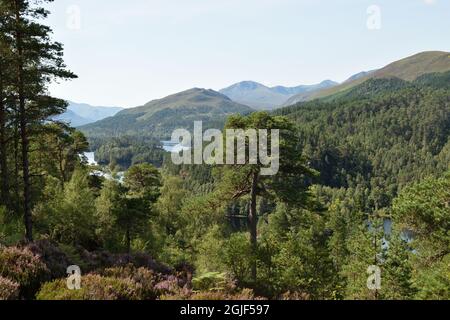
219,112,315,282
0,0,76,241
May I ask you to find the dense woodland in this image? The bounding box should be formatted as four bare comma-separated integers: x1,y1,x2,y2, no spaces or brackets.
0,0,449,300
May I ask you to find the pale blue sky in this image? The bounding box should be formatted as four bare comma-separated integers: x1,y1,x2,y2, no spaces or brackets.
44,0,450,108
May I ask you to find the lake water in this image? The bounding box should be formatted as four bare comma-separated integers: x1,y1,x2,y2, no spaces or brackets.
84,152,97,165
82,152,124,183
161,140,191,153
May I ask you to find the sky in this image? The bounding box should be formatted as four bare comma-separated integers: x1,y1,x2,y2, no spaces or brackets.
44,0,450,108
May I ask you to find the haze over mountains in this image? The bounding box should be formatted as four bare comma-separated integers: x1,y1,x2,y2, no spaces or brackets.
55,101,123,126
219,80,338,110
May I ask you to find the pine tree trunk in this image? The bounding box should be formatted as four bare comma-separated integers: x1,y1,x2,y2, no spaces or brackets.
126,228,131,255
13,118,20,215
19,90,32,242
0,66,9,208
58,146,67,189
14,1,32,242
374,224,379,300
249,171,259,282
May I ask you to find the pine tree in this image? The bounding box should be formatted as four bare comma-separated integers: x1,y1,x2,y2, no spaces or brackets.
382,231,416,299
0,0,76,241
393,173,450,299
120,163,162,254
0,2,14,209
219,112,316,282
341,217,384,300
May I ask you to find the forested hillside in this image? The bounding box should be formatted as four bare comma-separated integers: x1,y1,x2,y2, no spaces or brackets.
80,88,253,169
277,72,450,207
80,88,253,139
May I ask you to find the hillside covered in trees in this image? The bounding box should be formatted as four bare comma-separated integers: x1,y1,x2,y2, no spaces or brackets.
0,0,449,301
80,88,253,139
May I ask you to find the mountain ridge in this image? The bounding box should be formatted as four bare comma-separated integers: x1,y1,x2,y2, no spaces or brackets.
219,80,338,110
54,109,92,127
55,101,124,127
301,51,450,103
80,88,253,138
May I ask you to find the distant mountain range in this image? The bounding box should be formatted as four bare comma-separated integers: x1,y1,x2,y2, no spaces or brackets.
55,102,123,126
79,88,253,138
219,80,338,110
77,50,450,141
298,51,450,103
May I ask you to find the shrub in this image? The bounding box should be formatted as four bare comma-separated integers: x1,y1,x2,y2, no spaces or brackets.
0,276,19,300
67,248,172,275
24,240,72,279
129,267,161,300
220,233,254,285
101,265,161,299
37,265,181,300
0,207,23,246
160,270,260,301
194,225,226,274
37,274,140,300
279,291,310,300
114,252,172,274
192,272,229,292
190,288,258,300
160,288,261,300
72,248,114,273
154,275,184,295
33,171,98,248
0,246,50,298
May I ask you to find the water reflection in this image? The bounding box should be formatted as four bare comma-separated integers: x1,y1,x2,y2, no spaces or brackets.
161,140,191,153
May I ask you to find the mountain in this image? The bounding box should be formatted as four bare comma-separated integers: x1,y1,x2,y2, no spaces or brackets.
286,51,450,104
274,80,338,95
68,102,123,123
67,101,123,124
55,101,123,126
80,88,253,138
219,81,287,110
54,109,92,127
282,72,380,106
342,70,377,83
219,80,337,110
